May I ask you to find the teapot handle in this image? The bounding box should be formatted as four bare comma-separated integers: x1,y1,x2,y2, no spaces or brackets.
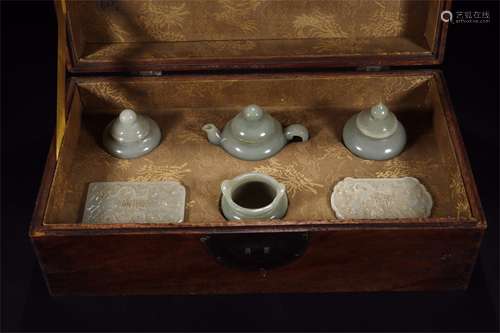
284,124,309,142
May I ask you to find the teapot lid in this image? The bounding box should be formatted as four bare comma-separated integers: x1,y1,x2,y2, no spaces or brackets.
230,105,278,143
355,103,398,139
110,109,151,143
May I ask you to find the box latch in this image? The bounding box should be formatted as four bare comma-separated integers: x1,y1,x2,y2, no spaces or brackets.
356,66,390,72
132,71,163,76
201,232,309,271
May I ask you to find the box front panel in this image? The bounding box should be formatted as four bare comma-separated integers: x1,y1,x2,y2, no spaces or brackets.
33,227,482,295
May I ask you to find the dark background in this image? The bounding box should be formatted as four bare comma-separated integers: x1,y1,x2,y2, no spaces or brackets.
1,1,498,331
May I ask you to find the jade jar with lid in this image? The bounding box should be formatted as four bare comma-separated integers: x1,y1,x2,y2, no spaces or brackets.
343,103,406,160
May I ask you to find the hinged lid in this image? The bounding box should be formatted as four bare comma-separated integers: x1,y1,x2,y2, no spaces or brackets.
62,0,450,73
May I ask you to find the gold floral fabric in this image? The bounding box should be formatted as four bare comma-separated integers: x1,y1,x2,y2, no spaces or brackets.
44,73,471,226
67,0,439,64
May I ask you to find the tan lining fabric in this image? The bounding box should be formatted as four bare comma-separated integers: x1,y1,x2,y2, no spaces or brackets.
44,73,471,225
67,0,440,65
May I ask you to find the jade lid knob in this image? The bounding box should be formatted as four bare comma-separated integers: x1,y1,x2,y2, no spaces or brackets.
356,103,398,139
229,105,277,144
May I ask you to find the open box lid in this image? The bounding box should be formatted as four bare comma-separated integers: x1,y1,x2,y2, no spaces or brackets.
61,0,451,73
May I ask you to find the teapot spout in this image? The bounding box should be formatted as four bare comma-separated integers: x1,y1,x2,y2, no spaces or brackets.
202,123,222,145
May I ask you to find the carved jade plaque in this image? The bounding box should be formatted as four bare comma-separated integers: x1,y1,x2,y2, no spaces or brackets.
331,177,433,219
82,181,186,224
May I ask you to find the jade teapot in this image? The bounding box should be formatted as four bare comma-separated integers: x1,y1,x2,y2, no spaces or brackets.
202,104,309,161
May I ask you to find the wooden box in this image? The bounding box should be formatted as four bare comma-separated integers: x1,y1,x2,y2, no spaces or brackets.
31,0,486,295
